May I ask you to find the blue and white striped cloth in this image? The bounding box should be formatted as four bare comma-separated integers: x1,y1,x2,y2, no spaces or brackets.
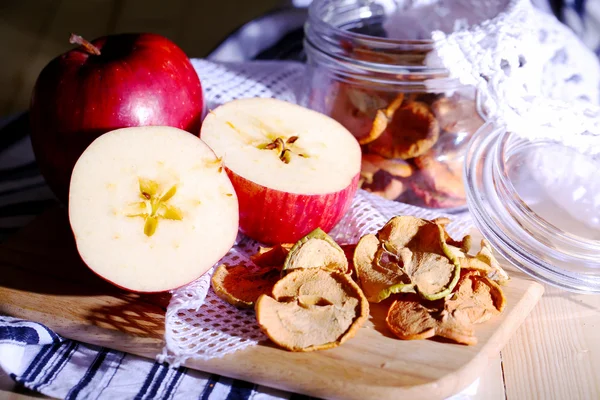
0,316,308,400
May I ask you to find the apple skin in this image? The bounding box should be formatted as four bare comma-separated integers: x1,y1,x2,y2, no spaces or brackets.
29,33,204,204
226,167,359,245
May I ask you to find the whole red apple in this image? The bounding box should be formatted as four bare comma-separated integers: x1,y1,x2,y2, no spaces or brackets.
30,33,204,203
201,97,362,245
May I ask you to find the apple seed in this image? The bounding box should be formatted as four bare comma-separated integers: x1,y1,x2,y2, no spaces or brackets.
125,178,183,237
205,156,224,173
261,136,304,164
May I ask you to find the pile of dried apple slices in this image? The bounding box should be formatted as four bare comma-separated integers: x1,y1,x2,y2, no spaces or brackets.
212,228,369,352
68,97,361,292
354,216,509,346
212,216,510,351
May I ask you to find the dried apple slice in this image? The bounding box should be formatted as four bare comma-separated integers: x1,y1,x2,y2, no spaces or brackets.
361,154,413,179
414,154,466,200
404,250,461,301
367,101,440,160
68,126,239,292
385,297,437,341
382,216,445,252
386,296,477,345
353,234,414,303
328,84,387,140
377,216,461,300
358,94,405,145
282,228,348,276
361,170,406,201
211,263,281,308
472,240,510,284
250,243,293,268
431,97,484,135
255,268,369,352
434,218,472,253
410,180,466,209
442,239,509,285
445,271,506,325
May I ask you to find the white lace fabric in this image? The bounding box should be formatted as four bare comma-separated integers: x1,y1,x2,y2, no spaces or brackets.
429,0,600,156
159,0,600,366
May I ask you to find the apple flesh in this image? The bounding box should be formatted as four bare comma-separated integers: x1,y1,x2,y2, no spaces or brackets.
30,33,204,204
68,126,238,292
200,98,361,244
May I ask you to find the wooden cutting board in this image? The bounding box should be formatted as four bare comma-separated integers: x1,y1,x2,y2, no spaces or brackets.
0,206,544,400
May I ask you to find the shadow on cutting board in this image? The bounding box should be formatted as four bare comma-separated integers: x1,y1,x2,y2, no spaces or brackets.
0,206,170,339
0,206,121,295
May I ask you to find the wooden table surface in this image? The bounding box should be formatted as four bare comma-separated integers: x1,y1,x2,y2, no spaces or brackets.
1,1,599,399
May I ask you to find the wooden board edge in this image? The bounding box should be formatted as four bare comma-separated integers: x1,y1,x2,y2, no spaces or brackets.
0,275,544,400
175,280,546,400
1,279,543,400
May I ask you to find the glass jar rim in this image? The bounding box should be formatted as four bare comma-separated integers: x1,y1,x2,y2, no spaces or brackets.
304,0,450,77
307,0,436,46
465,122,600,293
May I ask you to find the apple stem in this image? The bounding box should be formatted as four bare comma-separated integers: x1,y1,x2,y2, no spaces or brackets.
69,33,101,56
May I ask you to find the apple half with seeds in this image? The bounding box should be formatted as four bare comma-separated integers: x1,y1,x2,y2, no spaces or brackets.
68,126,239,292
201,98,361,244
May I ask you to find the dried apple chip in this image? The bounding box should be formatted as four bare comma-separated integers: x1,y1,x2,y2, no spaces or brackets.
431,97,484,135
403,250,460,301
358,94,405,145
361,154,413,179
367,101,440,160
211,263,281,308
255,268,369,352
442,239,509,285
353,234,414,303
435,219,472,253
250,243,293,268
361,170,406,201
472,240,510,284
410,181,466,209
414,154,466,201
329,84,390,140
377,215,431,255
386,296,477,345
445,271,506,325
385,296,437,341
282,228,348,276
375,216,461,300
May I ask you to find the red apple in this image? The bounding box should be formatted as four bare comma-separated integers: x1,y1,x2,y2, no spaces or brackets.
68,126,239,292
200,98,361,244
30,33,204,203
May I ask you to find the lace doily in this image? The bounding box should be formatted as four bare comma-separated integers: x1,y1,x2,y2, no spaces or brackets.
428,0,600,156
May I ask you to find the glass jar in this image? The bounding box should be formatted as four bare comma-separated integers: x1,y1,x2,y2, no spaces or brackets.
465,122,600,293
301,0,485,211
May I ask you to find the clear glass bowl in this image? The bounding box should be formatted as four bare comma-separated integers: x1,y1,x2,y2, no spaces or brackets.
465,122,600,293
301,0,485,211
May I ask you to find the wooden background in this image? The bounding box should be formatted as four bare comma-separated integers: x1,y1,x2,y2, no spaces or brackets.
0,0,283,118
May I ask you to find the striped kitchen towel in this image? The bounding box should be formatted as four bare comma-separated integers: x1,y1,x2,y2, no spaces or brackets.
0,316,317,400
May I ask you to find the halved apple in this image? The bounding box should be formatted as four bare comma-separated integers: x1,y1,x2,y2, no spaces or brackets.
200,98,361,244
68,126,239,292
